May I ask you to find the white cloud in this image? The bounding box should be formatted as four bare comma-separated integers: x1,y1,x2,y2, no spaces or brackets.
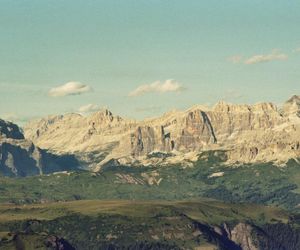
128,79,185,97
228,55,243,64
244,50,288,65
48,81,92,97
78,104,100,113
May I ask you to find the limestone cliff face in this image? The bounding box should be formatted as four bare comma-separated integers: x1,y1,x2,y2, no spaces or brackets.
115,109,218,160
23,95,300,167
176,109,217,150
208,102,283,139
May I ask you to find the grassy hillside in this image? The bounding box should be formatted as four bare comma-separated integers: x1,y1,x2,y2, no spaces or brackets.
0,151,299,211
0,199,299,250
0,199,290,226
0,150,300,249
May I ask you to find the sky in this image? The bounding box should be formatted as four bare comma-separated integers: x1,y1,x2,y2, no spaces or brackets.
1,0,300,124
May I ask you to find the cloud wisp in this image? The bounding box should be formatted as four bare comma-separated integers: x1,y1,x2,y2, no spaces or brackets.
229,50,288,65
48,81,92,97
244,50,288,65
78,104,100,114
129,79,185,97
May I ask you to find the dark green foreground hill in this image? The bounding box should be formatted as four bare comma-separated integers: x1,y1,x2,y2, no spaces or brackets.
0,199,299,250
0,151,300,249
1,151,300,211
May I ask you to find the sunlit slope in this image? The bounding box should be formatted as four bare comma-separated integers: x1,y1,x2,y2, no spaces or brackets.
0,199,298,250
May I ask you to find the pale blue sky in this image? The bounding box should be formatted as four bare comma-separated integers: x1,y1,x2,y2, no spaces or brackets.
1,0,300,124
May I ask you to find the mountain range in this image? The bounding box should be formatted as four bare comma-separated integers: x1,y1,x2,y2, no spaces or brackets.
1,95,300,176
1,96,300,250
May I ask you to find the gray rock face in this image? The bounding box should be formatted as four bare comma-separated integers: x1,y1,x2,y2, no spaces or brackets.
208,102,282,136
130,126,155,157
214,223,260,250
230,223,259,250
0,119,24,139
126,109,218,158
0,140,42,176
176,110,217,150
283,95,300,117
0,120,80,177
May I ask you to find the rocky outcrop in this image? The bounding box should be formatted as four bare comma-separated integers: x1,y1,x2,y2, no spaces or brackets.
23,95,300,168
129,125,176,157
0,139,43,176
213,221,300,250
283,95,300,117
230,223,259,250
212,222,261,250
130,126,155,157
0,119,24,139
176,109,217,150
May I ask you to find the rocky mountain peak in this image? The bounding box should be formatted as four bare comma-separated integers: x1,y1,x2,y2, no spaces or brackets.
212,101,278,114
283,95,300,117
212,101,231,112
88,109,123,127
212,101,250,113
286,95,300,104
0,119,24,139
252,102,278,112
21,95,300,167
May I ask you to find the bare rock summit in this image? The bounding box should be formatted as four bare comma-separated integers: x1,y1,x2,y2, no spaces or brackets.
23,96,300,169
